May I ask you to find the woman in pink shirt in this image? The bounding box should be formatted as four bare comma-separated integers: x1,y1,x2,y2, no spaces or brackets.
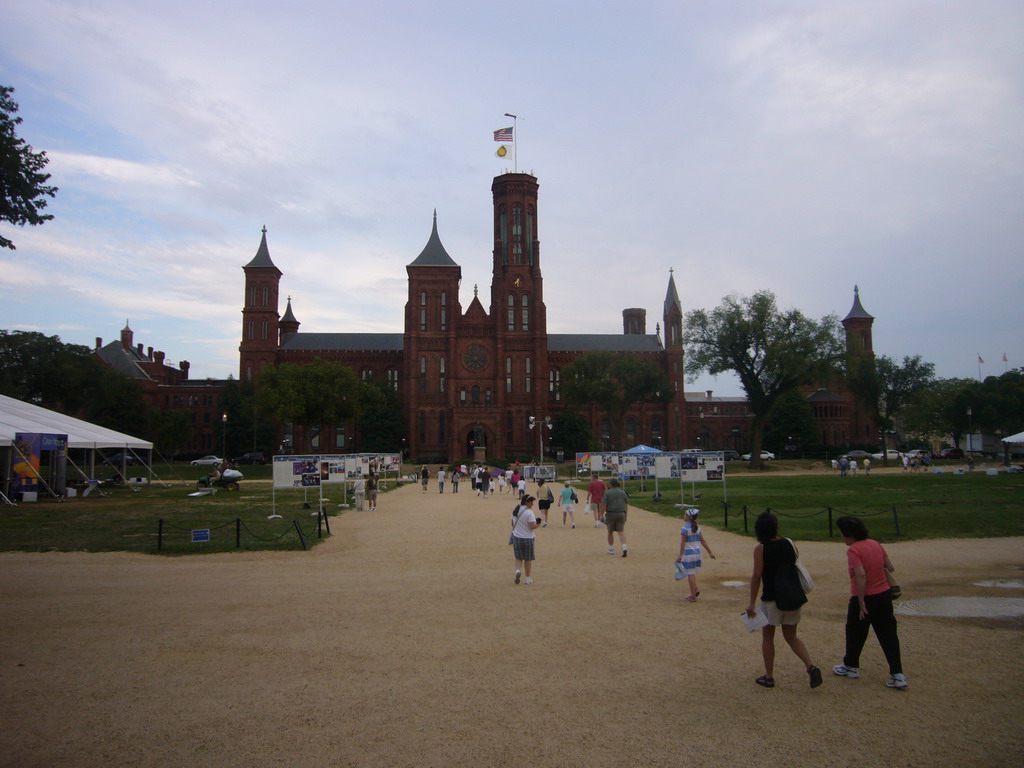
832,516,907,689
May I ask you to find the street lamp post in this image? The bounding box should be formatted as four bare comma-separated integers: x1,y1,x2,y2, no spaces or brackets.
221,413,228,462
967,407,973,458
529,415,551,462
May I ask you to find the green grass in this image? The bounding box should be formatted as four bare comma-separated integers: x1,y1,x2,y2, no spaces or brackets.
617,466,1024,543
1,462,383,555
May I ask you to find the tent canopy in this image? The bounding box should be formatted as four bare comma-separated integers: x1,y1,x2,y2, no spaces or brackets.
0,394,152,450
1001,431,1024,445
622,444,660,454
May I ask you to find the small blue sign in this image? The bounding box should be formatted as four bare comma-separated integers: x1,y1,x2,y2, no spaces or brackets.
191,529,211,543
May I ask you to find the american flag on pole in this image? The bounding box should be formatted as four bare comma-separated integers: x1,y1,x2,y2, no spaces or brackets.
978,354,984,364
493,127,513,142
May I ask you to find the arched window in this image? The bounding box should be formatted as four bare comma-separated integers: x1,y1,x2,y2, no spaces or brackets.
440,291,447,331
485,387,492,404
526,208,534,264
420,291,427,331
472,384,481,404
247,321,254,340
261,285,269,307
525,356,532,393
245,364,253,381
249,286,257,306
419,357,427,393
511,204,522,264
549,368,560,401
506,356,513,393
507,293,515,331
386,368,399,392
361,368,373,381
439,357,446,393
459,386,467,404
261,319,268,340
521,294,529,331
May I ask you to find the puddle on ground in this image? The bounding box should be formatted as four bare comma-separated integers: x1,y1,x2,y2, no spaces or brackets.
974,580,1024,589
721,581,748,588
895,597,1024,618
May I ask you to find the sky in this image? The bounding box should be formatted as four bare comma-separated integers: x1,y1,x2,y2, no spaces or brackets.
2,0,1022,396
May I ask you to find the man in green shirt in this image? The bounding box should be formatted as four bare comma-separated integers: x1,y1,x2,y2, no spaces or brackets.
602,478,630,557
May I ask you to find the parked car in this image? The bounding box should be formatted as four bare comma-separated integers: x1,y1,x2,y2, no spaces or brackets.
935,448,964,460
722,449,740,461
905,449,930,458
101,452,144,466
232,452,266,465
871,449,903,460
841,450,874,460
191,455,224,466
741,451,775,461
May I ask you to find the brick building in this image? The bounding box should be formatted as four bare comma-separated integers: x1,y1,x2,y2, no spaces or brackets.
237,171,876,461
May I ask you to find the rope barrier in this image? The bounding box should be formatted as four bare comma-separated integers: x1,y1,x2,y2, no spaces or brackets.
157,513,328,551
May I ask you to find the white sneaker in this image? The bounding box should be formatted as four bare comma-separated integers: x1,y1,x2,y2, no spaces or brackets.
514,570,521,585
832,664,860,678
524,577,533,585
886,673,908,689
608,547,616,555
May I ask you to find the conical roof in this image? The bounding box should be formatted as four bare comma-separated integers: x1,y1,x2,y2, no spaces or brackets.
409,211,457,267
244,226,279,270
663,269,682,316
281,296,298,324
843,285,874,321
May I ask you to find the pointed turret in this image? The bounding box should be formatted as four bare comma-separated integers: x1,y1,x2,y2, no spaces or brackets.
663,269,683,347
244,225,281,272
279,295,300,344
409,211,458,267
842,285,874,355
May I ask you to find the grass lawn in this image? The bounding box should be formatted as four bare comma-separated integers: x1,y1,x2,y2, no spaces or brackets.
620,466,1024,542
2,461,1021,553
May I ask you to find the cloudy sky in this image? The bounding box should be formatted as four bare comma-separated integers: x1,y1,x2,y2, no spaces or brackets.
2,0,1021,395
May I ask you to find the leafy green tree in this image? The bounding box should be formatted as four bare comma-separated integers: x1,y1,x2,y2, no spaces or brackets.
560,351,670,451
153,410,191,460
357,382,404,453
846,354,935,464
550,408,594,459
952,370,1024,446
1,86,58,250
255,359,363,453
766,388,819,457
0,330,97,411
684,291,844,468
901,377,975,449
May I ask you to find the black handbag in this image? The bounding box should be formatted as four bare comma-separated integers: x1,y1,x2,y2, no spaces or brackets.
774,560,808,611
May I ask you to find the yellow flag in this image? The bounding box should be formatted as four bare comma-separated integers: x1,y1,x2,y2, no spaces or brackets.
496,145,508,158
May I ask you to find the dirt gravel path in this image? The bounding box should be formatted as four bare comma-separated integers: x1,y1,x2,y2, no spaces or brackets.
1,479,1022,767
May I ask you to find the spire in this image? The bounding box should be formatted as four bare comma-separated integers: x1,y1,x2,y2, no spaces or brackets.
409,210,458,266
244,225,279,269
843,285,874,321
281,295,298,324
663,268,682,317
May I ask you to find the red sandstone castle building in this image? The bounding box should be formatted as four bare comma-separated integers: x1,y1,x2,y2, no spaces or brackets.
236,171,877,461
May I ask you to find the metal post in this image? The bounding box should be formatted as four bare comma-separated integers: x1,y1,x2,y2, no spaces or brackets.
743,504,749,534
892,505,901,536
293,520,308,551
722,500,729,529
158,518,164,551
236,518,241,549
828,506,834,538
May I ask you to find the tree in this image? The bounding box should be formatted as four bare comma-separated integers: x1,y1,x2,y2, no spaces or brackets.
0,330,97,410
901,377,975,449
560,351,670,451
766,388,819,457
684,291,844,469
550,408,594,459
255,359,363,453
1,86,58,250
846,354,935,464
357,382,404,453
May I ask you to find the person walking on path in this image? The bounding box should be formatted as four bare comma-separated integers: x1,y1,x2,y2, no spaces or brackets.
352,475,366,511
676,508,715,601
559,481,577,528
437,466,446,493
745,511,823,690
511,494,540,585
420,466,429,493
366,473,379,511
451,468,461,493
863,458,871,475
536,479,554,526
602,478,630,557
832,516,907,689
587,474,607,527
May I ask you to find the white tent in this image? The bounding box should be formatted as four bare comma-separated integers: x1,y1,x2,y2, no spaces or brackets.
0,393,152,450
1002,431,1024,445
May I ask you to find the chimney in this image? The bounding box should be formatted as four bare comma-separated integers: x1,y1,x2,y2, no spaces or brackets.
137,343,143,356
147,346,153,359
706,390,713,399
179,360,190,378
154,350,165,365
95,337,102,350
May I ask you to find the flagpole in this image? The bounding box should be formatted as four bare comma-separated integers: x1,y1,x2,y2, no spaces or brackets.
505,113,518,173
